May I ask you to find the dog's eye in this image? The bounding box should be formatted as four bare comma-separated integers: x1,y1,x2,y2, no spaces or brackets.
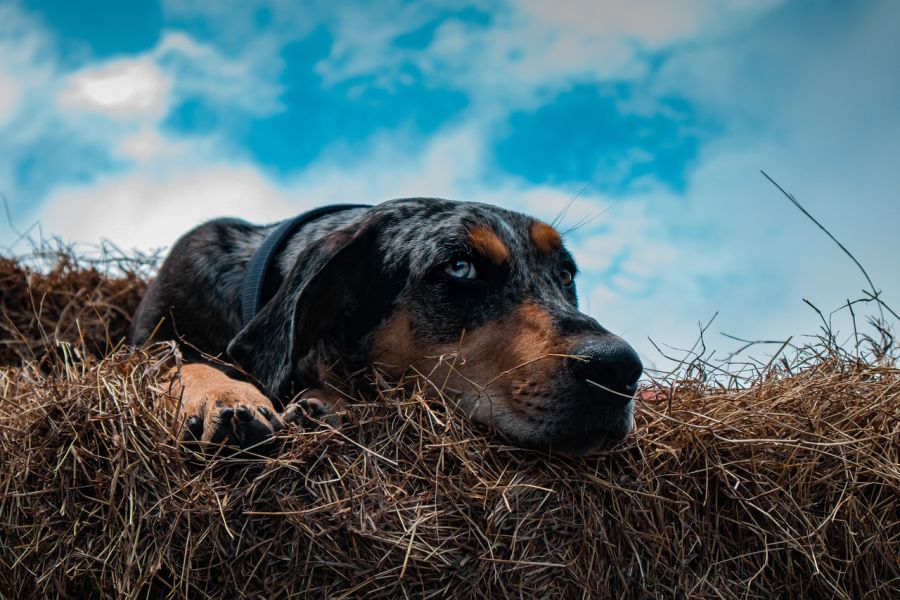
560,269,574,286
445,258,478,280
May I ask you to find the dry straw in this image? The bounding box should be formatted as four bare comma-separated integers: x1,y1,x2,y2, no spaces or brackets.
1,245,898,599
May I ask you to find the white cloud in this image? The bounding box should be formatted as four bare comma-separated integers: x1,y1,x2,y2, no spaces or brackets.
162,0,320,45
39,164,297,251
0,4,66,206
0,3,55,127
315,1,430,89
521,0,697,43
54,30,284,124
59,58,171,120
116,126,168,161
34,122,489,252
0,73,20,124
312,0,787,111
153,31,284,115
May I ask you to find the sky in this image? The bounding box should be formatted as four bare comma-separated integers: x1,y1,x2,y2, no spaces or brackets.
1,0,898,374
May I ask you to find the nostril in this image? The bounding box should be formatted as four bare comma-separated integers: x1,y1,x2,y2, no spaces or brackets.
572,338,643,399
626,364,642,388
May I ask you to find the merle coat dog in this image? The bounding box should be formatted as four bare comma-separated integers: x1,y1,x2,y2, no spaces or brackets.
130,198,642,455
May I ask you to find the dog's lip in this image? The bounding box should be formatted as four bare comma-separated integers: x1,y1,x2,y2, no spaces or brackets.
457,386,635,454
550,426,631,456
546,401,635,456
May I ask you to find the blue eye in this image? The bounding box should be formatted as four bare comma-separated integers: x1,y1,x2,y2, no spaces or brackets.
445,258,477,280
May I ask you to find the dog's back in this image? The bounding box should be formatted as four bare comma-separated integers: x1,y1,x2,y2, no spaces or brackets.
130,208,367,354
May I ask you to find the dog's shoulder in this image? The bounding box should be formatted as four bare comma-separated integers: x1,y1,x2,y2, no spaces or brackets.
130,217,268,347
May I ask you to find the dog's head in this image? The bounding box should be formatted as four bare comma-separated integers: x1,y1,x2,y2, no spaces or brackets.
229,199,642,455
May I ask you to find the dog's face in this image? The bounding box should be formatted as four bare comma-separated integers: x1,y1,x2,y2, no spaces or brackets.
361,200,642,455
229,198,642,456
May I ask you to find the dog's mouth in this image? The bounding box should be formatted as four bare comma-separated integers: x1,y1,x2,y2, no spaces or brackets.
463,385,636,456
491,418,633,457
548,419,633,456
530,405,634,457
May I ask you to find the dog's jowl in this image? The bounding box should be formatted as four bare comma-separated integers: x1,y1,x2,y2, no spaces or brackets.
131,199,642,455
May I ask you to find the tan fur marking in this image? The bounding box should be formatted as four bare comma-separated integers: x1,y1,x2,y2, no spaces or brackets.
369,302,572,423
371,304,566,378
530,222,562,253
369,309,420,374
167,364,270,415
468,226,511,264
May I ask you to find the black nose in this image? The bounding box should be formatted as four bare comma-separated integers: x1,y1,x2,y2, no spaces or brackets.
571,338,643,403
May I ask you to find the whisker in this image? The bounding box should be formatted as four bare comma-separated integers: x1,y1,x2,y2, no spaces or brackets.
584,378,639,400
483,353,588,387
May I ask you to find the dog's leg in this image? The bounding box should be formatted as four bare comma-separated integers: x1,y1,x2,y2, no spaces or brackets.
167,363,284,450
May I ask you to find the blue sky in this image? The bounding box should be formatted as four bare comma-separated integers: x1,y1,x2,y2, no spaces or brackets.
1,0,898,372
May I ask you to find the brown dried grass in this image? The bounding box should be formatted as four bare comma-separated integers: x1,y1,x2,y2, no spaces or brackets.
0,242,151,366
1,249,898,599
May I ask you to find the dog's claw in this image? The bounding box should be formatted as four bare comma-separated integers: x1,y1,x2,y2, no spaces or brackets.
281,391,351,430
301,398,325,416
196,403,281,451
236,406,253,422
185,415,204,440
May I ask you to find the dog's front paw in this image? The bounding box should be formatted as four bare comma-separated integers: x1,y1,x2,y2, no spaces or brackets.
184,393,284,452
174,368,284,453
281,389,352,430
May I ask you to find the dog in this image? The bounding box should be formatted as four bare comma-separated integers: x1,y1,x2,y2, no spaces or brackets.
130,198,642,455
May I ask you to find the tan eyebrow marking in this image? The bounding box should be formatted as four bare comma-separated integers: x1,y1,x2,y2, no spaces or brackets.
530,222,562,252
468,226,511,264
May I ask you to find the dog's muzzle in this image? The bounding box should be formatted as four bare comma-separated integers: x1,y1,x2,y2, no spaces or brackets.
550,337,643,455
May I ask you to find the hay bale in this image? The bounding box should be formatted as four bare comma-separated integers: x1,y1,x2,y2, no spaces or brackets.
0,245,149,366
0,253,898,599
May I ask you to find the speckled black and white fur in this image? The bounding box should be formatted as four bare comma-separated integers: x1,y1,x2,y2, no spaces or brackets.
131,198,643,455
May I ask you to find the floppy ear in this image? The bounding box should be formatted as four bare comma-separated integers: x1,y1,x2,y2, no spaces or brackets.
227,216,403,401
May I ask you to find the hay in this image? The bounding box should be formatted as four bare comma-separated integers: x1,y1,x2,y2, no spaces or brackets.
0,242,151,367
0,251,898,599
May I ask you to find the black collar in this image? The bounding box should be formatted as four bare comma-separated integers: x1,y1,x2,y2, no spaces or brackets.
240,204,370,325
